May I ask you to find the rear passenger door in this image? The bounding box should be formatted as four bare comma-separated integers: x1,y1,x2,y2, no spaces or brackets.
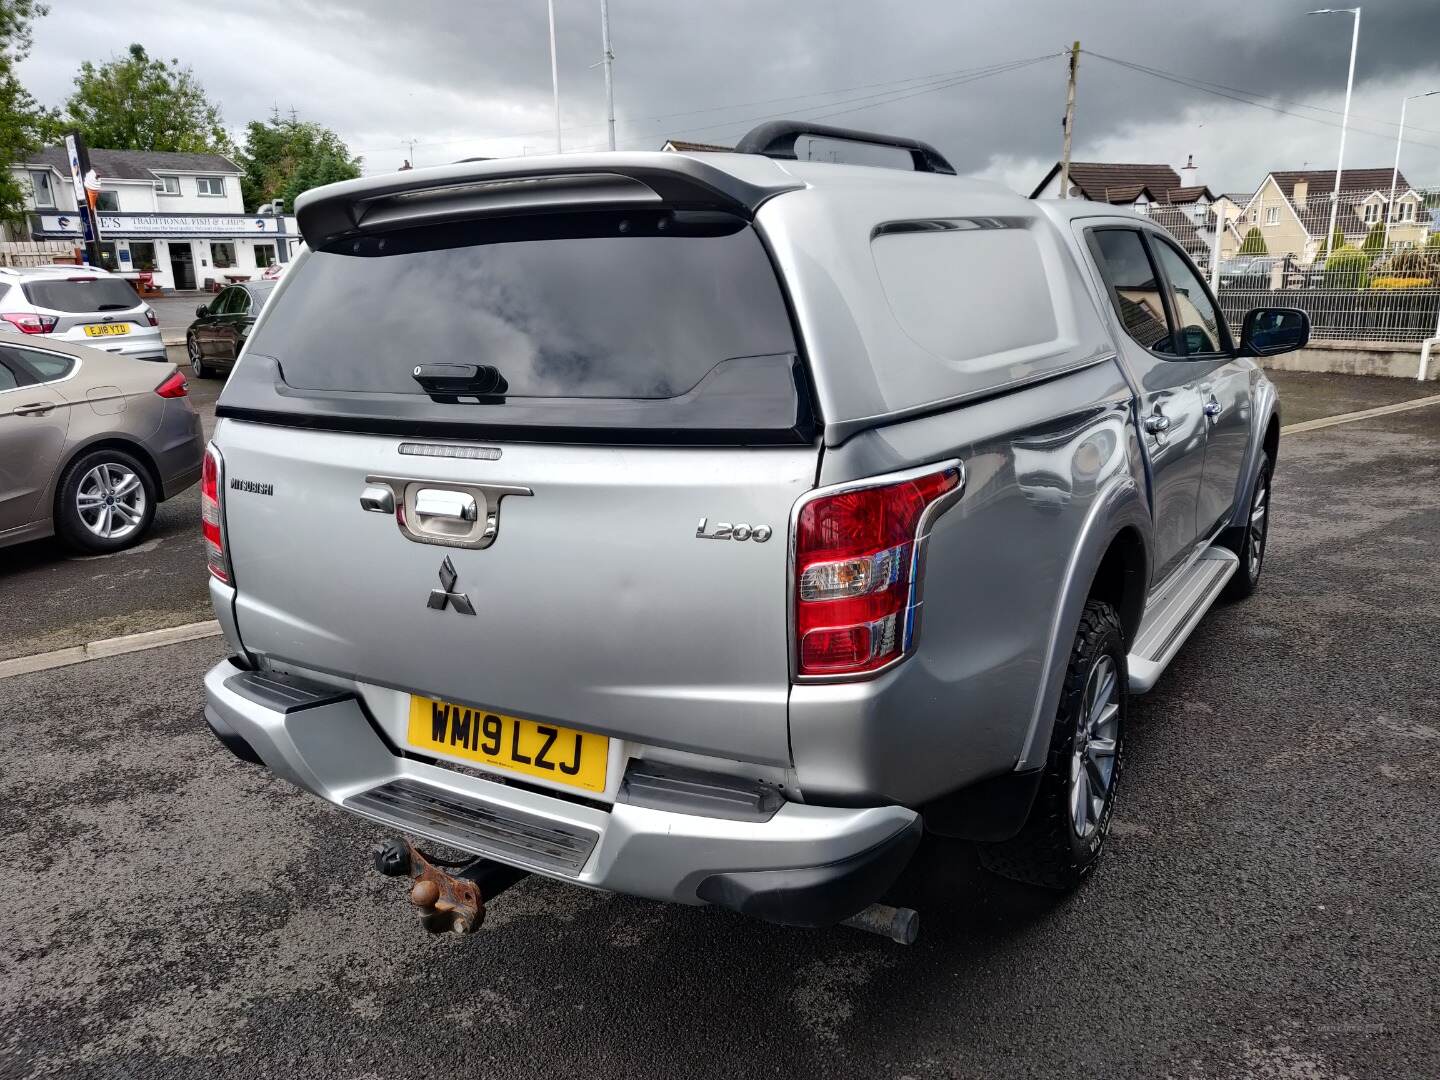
0,346,74,533
1085,226,1210,585
1147,237,1253,537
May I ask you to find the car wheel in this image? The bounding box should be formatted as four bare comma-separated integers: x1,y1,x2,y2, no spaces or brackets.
1220,453,1271,601
187,334,211,379
976,600,1126,890
54,448,158,555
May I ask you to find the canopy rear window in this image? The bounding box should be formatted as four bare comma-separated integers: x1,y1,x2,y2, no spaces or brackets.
224,211,815,444
22,278,141,313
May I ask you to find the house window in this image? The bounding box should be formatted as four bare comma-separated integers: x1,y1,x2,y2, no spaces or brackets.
196,176,225,197
129,241,157,271
211,242,236,268
156,175,180,196
93,190,120,212
1400,202,1415,223
253,243,276,268
1363,202,1381,225
1265,206,1279,226
29,170,55,208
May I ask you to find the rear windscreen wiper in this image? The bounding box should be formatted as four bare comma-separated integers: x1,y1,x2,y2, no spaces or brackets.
411,363,509,402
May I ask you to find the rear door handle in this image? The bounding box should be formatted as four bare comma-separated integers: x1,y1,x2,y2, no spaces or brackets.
415,488,478,522
1203,397,1222,418
12,401,57,417
1143,413,1171,434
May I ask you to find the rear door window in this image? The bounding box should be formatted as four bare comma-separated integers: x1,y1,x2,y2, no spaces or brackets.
247,212,797,400
21,278,141,313
1087,229,1180,357
12,349,78,383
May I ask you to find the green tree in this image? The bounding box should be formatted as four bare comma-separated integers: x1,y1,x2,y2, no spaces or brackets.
1362,220,1386,254
62,43,230,154
237,110,361,212
1321,244,1371,289
0,1,58,226
1238,226,1267,255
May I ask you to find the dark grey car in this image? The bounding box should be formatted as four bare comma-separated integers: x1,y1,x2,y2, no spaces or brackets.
185,280,275,379
0,338,203,554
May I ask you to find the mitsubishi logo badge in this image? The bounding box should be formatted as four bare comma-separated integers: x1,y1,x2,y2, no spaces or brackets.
427,556,476,616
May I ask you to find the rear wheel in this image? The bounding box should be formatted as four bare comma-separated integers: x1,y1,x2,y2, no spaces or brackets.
977,600,1126,890
1220,453,1271,601
54,448,157,554
187,334,213,379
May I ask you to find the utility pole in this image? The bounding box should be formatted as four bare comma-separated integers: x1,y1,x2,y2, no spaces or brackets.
599,0,616,150
1058,41,1080,199
548,0,562,153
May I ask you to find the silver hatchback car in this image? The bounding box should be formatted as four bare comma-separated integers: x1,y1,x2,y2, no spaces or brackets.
0,337,203,553
0,265,165,362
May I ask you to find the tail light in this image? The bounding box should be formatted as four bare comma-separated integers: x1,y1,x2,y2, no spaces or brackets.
792,462,963,679
144,307,158,326
155,370,189,398
201,444,230,584
1,312,57,334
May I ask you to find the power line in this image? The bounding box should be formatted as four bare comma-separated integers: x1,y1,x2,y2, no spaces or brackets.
1083,50,1440,154
355,54,1060,159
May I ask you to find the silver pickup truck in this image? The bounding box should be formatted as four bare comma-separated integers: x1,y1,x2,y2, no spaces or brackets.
201,122,1306,938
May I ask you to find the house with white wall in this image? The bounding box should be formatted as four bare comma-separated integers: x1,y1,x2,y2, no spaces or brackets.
9,146,300,290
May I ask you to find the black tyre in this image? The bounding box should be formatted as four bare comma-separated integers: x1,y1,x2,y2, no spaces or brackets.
1220,453,1271,601
54,448,158,554
187,334,212,379
977,600,1126,890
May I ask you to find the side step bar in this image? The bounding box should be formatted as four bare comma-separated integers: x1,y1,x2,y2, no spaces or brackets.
1127,546,1239,693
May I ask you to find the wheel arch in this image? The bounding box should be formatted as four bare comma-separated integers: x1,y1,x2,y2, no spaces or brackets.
50,435,164,520
1086,525,1147,650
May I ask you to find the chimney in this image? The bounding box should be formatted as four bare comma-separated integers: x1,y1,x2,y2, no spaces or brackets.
1181,153,1198,186
1293,180,1308,210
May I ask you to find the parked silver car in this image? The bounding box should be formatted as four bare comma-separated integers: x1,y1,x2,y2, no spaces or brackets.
201,122,1306,939
0,338,203,553
0,265,165,362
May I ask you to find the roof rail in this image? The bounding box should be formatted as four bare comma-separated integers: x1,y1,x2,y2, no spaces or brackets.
734,120,956,175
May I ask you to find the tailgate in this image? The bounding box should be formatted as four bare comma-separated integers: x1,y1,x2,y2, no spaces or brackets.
220,421,815,765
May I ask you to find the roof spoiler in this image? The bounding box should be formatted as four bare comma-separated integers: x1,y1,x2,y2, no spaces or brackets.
294,153,803,248
734,120,956,175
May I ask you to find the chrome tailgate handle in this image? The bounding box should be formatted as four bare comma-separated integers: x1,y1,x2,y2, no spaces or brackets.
360,485,394,514
415,489,478,521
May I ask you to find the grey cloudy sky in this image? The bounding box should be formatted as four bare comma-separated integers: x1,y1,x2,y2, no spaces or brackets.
21,0,1440,194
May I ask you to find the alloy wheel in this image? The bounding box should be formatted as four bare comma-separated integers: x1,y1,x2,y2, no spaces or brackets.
1069,654,1120,838
1247,470,1269,580
188,336,204,375
76,462,146,540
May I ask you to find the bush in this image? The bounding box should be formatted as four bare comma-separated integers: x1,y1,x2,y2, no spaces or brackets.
1370,276,1433,290
1322,245,1372,288
1238,226,1267,255
1362,221,1386,253
1376,247,1440,283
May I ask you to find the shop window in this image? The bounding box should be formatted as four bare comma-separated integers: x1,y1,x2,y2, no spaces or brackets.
129,242,158,271
156,175,181,196
94,191,120,212
254,244,276,268
211,242,237,269
196,176,225,197
30,170,55,208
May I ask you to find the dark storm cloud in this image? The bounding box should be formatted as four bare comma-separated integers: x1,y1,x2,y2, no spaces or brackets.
22,0,1440,188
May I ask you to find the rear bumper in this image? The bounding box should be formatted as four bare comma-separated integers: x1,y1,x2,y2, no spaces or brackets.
203,659,918,924
152,398,205,499
61,335,167,361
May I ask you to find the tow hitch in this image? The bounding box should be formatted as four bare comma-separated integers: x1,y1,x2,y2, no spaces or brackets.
372,837,529,935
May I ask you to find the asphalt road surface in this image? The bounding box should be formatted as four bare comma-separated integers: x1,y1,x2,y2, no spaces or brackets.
2,396,1438,1079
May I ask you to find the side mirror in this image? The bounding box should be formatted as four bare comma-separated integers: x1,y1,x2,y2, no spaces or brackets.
1238,307,1309,358
195,304,210,318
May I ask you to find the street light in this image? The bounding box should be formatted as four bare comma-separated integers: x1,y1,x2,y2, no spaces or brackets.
1307,7,1361,262
548,0,562,153
1383,89,1440,251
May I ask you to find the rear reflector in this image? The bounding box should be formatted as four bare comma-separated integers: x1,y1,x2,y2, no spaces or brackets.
0,312,57,334
201,444,229,584
155,370,189,398
792,462,963,679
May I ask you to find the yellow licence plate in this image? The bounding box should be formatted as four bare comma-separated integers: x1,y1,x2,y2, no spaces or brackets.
84,323,130,337
408,696,608,793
